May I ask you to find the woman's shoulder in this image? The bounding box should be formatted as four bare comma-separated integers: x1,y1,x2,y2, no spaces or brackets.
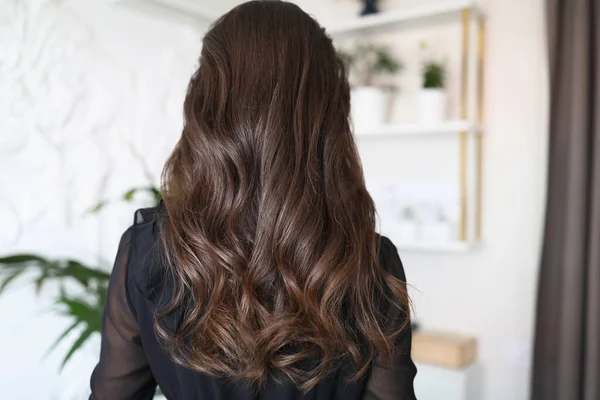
121,203,184,335
125,203,168,302
377,235,407,282
129,202,162,260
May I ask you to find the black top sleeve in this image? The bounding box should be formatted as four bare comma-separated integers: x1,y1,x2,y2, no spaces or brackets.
363,237,418,400
89,228,157,400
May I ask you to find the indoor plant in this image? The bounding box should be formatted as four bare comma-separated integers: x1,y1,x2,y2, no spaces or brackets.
360,0,379,16
418,45,447,124
420,205,453,243
338,43,401,129
0,185,162,396
0,254,110,368
397,205,419,244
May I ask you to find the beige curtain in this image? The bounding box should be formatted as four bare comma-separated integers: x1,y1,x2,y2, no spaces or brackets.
532,0,600,399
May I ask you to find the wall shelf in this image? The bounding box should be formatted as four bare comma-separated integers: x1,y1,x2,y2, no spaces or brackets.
118,0,219,26
327,0,482,38
350,5,487,247
120,1,484,35
354,120,482,138
393,241,480,254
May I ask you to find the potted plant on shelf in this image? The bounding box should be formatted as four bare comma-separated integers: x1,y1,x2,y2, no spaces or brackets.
397,205,419,244
360,0,379,16
418,42,447,124
338,43,401,129
421,205,452,243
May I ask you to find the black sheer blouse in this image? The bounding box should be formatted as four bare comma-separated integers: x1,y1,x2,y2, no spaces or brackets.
90,206,417,400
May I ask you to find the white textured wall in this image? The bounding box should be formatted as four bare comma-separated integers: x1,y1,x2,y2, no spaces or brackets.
0,0,548,399
0,0,200,398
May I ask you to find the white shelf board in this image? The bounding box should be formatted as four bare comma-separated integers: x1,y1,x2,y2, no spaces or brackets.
119,0,219,26
393,240,480,253
327,0,481,38
354,120,481,138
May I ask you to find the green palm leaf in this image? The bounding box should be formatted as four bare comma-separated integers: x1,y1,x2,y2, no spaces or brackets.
62,260,110,287
60,297,93,319
60,324,98,370
34,269,50,295
0,254,47,264
0,254,110,294
0,268,25,292
123,188,137,201
96,283,108,306
44,320,81,359
89,186,162,214
0,254,53,294
50,292,104,366
88,200,108,214
149,187,163,202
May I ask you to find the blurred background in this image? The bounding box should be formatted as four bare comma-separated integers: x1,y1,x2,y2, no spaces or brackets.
0,0,583,399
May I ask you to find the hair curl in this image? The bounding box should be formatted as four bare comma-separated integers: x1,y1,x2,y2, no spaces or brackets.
158,0,409,391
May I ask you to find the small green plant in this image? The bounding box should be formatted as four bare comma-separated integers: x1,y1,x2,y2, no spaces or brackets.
422,61,446,89
337,43,401,87
89,186,162,214
419,40,446,89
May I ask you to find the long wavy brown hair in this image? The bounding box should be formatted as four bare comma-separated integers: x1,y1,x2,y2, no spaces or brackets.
158,0,409,391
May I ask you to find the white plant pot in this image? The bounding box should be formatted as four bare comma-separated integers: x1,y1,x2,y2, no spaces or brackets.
417,88,447,124
351,86,388,129
420,221,452,243
397,221,419,243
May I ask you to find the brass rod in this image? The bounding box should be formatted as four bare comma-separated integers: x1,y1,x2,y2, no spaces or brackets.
459,131,468,241
460,9,471,120
476,17,486,125
475,17,485,240
459,8,471,242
